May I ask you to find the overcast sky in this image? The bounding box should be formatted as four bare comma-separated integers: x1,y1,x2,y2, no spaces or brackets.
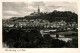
2,2,78,19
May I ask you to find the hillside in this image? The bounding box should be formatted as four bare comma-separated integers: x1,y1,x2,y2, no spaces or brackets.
12,10,78,23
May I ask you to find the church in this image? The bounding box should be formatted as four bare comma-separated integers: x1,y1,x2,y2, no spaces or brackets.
30,5,41,16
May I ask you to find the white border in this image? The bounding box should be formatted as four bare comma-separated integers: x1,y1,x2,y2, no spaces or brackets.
0,0,80,53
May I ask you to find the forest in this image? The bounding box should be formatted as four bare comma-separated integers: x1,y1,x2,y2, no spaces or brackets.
13,10,78,23
3,28,78,48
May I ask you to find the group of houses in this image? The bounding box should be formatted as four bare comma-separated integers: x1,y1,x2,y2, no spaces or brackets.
3,18,77,30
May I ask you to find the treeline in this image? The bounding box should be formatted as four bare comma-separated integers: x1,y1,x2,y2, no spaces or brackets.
24,10,78,22
9,10,78,23
3,29,78,48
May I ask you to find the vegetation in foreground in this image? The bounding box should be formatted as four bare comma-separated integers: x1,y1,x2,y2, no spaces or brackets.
3,28,78,48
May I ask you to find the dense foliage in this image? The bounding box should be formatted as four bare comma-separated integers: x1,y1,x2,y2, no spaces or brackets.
23,11,78,22
3,28,78,48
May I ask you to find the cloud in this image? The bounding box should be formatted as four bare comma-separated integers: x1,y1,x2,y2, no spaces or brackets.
27,6,37,12
2,2,78,19
55,8,65,11
4,11,19,15
29,2,45,7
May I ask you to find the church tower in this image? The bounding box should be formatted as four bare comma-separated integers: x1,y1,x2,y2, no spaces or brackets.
38,5,40,14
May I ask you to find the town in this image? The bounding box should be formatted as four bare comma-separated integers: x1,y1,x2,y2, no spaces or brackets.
2,3,78,48
3,18,78,33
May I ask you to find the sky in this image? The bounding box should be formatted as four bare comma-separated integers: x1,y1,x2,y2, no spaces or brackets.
2,2,78,19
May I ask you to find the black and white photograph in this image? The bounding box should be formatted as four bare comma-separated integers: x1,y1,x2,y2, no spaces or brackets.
2,1,78,48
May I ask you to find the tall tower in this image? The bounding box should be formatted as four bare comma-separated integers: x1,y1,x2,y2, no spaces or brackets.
38,5,40,14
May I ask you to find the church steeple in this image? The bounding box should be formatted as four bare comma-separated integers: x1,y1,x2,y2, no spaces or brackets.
38,5,40,14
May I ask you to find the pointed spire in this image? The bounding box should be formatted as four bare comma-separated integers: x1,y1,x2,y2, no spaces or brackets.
38,4,40,14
